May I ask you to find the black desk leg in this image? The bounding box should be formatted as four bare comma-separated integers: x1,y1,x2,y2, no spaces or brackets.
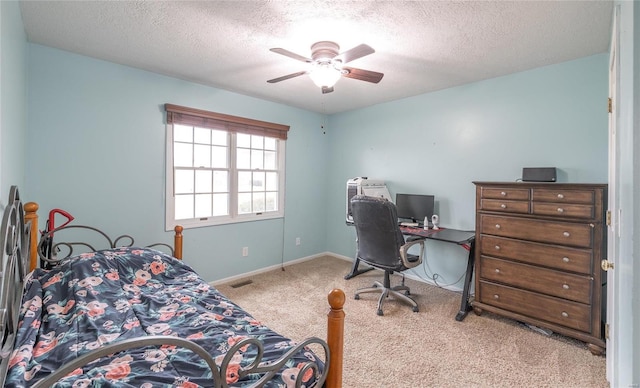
344,258,374,280
455,240,475,321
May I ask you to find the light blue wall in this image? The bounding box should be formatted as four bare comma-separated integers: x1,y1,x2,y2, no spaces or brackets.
24,44,608,288
634,3,640,382
326,54,609,290
0,0,27,201
25,44,329,282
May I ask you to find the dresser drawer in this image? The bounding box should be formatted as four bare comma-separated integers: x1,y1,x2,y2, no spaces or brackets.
479,256,592,304
479,281,591,332
480,214,593,248
479,235,592,274
532,188,595,204
480,199,529,214
532,202,594,220
481,187,530,201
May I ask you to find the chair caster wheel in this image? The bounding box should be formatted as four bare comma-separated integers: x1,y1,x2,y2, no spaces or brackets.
354,295,360,300
412,306,419,312
377,310,384,316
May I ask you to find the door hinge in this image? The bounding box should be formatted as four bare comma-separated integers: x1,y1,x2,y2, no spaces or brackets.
605,323,610,340
608,97,613,113
606,210,612,226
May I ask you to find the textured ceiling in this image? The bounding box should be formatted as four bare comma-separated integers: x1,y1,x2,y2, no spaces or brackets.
19,1,613,114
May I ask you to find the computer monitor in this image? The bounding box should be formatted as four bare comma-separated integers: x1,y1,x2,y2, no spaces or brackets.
395,193,435,225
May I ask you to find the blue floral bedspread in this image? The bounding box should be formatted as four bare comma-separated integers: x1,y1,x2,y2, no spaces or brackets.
6,247,323,387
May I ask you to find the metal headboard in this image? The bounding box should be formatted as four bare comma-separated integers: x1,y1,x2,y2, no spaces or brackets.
37,224,175,268
0,186,31,387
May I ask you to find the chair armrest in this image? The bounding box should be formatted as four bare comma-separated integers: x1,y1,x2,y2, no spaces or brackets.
399,238,425,268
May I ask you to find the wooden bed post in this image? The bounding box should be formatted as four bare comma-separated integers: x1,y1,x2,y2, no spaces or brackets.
174,225,183,260
326,288,345,388
24,202,39,271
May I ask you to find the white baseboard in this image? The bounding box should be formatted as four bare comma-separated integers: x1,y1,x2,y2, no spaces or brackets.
326,252,354,262
211,252,335,286
211,251,465,294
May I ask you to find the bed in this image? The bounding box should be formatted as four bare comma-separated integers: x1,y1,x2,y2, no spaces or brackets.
0,186,345,387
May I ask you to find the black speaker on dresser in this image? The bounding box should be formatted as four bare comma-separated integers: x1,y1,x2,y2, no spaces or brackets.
522,167,557,182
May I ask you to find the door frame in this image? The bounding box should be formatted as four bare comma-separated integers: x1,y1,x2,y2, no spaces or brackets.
606,4,619,382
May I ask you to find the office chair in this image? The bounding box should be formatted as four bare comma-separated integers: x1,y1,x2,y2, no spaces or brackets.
350,195,425,316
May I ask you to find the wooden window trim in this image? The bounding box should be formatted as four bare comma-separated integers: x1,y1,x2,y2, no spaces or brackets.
165,104,289,140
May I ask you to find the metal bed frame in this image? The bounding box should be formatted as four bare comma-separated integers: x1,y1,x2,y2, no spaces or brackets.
0,186,345,387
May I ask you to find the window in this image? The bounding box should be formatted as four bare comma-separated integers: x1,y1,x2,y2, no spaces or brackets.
165,104,288,230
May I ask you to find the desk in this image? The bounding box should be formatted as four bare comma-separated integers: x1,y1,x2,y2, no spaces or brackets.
345,226,476,321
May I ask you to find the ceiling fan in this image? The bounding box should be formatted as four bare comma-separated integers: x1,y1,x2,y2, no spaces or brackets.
267,41,384,94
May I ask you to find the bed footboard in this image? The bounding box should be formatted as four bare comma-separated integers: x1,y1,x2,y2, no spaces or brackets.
220,336,330,387
21,291,345,388
30,336,221,388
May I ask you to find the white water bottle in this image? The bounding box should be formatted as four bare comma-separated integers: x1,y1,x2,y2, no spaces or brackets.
423,216,429,230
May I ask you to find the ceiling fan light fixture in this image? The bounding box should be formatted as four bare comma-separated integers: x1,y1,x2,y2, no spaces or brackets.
309,62,342,88
268,41,383,93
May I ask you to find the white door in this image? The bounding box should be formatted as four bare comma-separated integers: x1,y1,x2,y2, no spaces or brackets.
605,5,618,383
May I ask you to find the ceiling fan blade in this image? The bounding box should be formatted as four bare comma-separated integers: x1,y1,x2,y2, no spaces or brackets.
343,67,384,83
337,44,375,64
267,71,308,83
322,86,334,94
269,48,312,63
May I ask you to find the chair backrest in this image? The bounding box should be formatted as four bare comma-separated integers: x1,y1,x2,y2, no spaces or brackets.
350,195,407,271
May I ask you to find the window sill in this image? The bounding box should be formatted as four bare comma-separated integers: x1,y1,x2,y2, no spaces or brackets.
165,212,284,231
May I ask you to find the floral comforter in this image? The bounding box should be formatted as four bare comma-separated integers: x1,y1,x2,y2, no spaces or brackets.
5,247,323,387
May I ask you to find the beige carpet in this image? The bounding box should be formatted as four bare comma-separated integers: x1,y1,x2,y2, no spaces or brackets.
215,256,608,388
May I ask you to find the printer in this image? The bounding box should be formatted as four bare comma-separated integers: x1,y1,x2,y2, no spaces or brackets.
346,177,392,224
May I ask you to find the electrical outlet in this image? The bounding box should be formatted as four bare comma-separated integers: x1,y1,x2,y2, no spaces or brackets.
295,237,301,246
242,247,248,256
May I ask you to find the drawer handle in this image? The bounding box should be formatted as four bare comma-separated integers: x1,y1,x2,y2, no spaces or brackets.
495,268,500,274
495,224,501,229
494,245,500,250
557,193,565,199
500,191,507,196
562,257,570,263
493,294,500,299
500,204,507,209
563,231,571,237
557,207,564,213
561,311,569,318
562,284,570,290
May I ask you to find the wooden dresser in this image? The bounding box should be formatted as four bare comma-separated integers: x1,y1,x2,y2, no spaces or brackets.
472,182,607,355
